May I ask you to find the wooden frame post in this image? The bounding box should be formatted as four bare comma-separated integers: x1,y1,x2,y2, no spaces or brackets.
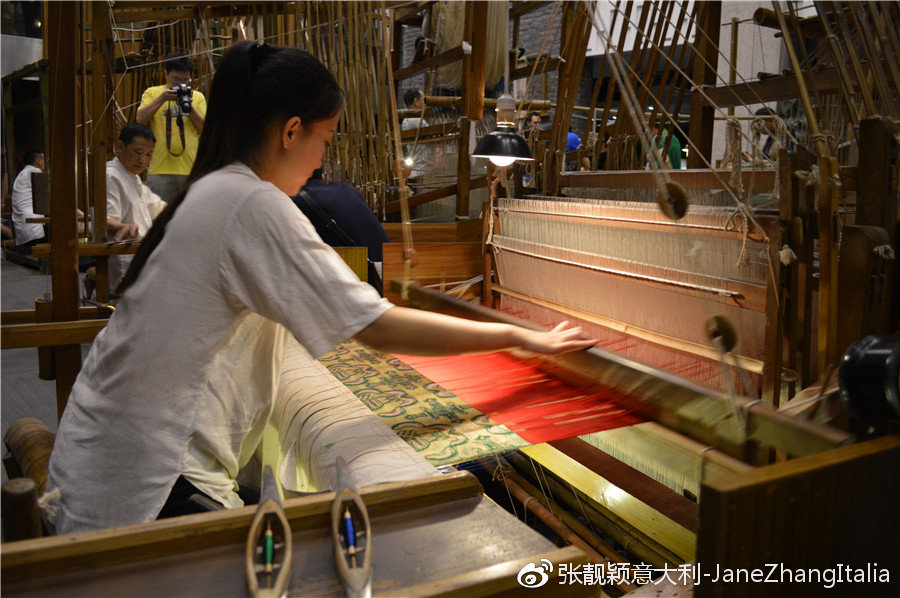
46,0,82,419
687,1,721,168
91,1,113,301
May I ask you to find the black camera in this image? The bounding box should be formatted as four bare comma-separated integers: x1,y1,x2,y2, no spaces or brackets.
174,83,193,114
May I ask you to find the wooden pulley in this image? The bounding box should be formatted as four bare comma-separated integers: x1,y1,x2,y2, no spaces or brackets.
391,158,412,180
706,315,738,354
655,181,689,220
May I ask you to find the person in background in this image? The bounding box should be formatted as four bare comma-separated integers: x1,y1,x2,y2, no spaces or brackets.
753,106,779,163
651,130,682,169
106,123,168,292
566,129,581,152
524,112,542,132
401,88,428,193
292,169,390,295
136,51,207,202
46,42,596,535
10,150,46,250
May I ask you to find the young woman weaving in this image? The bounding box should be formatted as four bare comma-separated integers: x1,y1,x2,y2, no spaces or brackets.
46,42,595,534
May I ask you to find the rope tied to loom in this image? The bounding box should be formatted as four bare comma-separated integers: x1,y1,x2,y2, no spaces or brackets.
809,132,836,156
780,244,799,266
749,115,786,205
725,118,744,196
37,487,61,522
874,244,896,260
725,201,753,268
803,164,820,187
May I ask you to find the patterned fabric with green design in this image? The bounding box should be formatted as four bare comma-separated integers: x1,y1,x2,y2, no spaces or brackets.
318,340,528,466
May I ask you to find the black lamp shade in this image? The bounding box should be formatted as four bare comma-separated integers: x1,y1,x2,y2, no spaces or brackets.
472,125,533,163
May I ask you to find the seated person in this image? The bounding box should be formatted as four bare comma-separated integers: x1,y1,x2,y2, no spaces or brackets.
291,169,390,295
565,129,582,171
524,111,542,132
10,150,47,250
651,130,682,169
106,123,167,291
752,106,779,163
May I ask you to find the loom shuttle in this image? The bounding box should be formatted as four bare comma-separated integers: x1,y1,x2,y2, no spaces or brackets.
331,457,373,598
245,465,292,598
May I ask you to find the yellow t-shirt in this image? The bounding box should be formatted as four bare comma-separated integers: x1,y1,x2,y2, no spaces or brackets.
139,85,207,176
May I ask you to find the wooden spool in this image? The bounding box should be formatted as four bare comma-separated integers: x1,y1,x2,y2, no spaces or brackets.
4,418,55,495
2,477,43,542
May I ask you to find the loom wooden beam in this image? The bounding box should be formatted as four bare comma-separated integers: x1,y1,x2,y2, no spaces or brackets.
686,1,720,168
816,156,841,375
491,284,765,372
456,117,471,218
695,436,900,598
111,1,314,22
381,175,488,215
30,242,141,258
46,1,82,421
1,471,482,585
762,173,787,408
1,307,112,325
462,1,488,121
392,45,466,81
398,121,457,141
1,321,108,350
398,96,553,119
510,1,551,18
855,118,900,331
509,56,564,81
92,1,114,302
394,282,855,460
698,68,841,109
752,7,827,38
559,168,776,191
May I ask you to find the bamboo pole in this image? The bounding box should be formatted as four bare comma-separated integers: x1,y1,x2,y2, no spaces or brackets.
827,0,876,118
596,1,635,161
645,0,692,139
814,1,861,131
771,1,827,157
847,2,898,119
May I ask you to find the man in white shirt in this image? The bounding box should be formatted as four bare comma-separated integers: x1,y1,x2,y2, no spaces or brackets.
401,88,429,193
10,150,46,249
106,123,167,291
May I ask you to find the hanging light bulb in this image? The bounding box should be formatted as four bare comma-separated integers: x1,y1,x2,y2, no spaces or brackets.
471,6,533,168
472,95,533,166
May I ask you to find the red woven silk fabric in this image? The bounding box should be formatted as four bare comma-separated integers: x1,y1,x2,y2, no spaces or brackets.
392,352,644,444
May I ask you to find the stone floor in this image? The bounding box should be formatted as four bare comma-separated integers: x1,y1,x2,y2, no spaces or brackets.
1,257,91,485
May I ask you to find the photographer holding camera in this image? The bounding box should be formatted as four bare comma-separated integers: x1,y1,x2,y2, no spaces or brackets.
136,51,207,202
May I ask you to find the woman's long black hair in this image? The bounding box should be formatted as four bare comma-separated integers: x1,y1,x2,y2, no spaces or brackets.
117,42,344,294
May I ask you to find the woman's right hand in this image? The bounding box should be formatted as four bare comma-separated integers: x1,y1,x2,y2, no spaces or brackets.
515,321,596,355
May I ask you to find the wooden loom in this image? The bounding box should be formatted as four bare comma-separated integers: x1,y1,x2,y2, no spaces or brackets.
3,2,899,596
383,1,900,596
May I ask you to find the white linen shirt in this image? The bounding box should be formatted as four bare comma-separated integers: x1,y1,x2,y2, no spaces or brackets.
106,157,167,289
46,162,392,534
10,164,45,245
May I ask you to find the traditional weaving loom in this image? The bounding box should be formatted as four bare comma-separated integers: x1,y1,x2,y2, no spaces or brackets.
3,2,899,597
382,1,900,596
